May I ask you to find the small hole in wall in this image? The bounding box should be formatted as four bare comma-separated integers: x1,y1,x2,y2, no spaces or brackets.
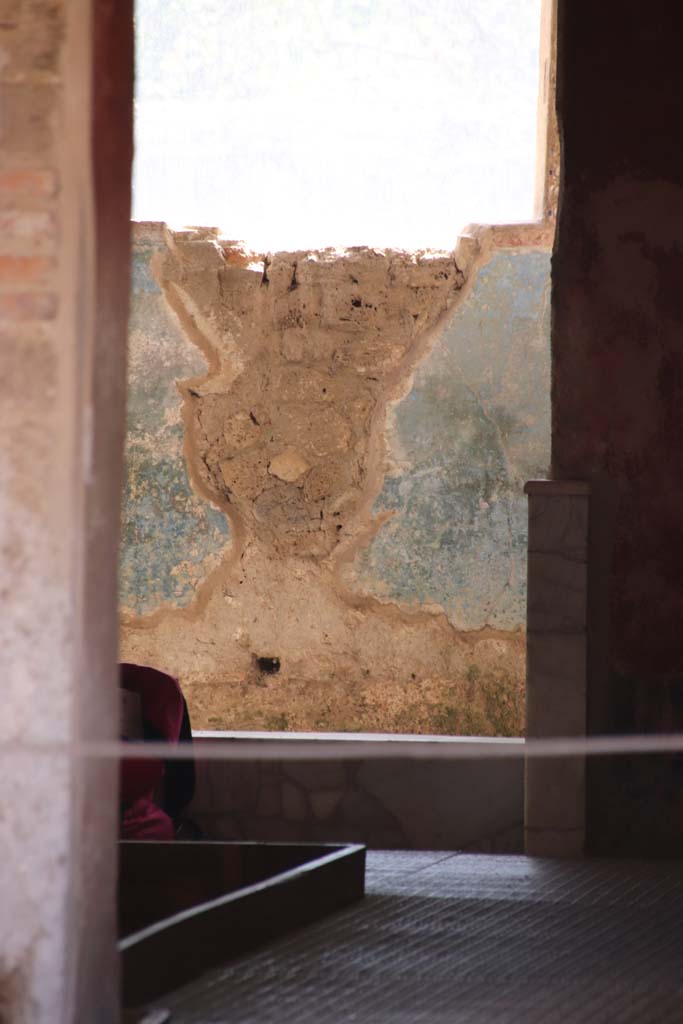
255,655,281,675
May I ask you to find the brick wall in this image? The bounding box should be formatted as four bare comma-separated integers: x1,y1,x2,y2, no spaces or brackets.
0,1,132,1021
0,1,60,329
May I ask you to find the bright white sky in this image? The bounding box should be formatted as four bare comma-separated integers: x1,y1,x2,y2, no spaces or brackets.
133,0,542,252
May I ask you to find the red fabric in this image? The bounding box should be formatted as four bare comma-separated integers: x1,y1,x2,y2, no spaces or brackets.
120,798,175,841
119,663,184,840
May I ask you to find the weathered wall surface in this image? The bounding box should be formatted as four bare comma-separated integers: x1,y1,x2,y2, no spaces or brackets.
120,222,551,735
350,248,550,631
121,224,230,614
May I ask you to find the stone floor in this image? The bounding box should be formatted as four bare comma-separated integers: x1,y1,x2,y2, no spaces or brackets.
149,851,683,1023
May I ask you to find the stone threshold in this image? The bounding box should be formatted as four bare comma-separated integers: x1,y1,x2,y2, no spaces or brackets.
192,731,524,760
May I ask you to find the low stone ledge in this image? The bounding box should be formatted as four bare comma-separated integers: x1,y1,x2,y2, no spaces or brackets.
189,733,524,852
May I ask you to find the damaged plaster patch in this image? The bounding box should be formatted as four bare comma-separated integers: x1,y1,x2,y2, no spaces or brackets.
160,232,467,562
119,227,231,616
347,249,551,630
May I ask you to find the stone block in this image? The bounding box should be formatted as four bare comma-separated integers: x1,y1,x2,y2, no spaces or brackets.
525,756,585,831
525,827,585,858
256,779,281,817
282,781,308,822
268,448,310,483
527,550,587,633
525,482,589,858
310,788,343,821
194,761,259,814
528,493,588,555
340,788,394,830
526,631,586,737
357,756,523,850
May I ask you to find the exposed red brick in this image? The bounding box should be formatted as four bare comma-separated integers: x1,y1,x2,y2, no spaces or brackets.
0,253,53,284
0,168,58,200
0,291,57,320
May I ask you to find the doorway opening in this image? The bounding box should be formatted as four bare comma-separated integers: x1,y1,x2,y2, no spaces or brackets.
120,0,557,740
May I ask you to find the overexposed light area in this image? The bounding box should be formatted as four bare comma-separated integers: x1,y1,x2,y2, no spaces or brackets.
133,0,543,251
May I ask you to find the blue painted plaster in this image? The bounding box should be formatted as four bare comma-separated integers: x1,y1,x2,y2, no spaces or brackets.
353,248,551,630
120,239,230,615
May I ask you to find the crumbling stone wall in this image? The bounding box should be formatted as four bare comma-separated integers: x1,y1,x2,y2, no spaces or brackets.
120,221,551,735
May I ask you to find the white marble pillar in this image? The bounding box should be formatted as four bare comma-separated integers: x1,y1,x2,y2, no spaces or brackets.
524,481,589,857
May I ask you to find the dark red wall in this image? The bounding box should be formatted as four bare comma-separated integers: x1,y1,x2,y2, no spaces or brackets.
73,1,134,1012
86,0,134,725
553,2,683,853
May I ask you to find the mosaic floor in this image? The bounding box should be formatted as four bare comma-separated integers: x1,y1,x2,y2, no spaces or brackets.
148,850,683,1023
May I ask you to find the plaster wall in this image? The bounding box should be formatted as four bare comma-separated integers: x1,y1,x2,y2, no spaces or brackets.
120,222,551,736
553,1,683,855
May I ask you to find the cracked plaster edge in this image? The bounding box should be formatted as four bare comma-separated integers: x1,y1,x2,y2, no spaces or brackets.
120,240,244,632
331,223,553,626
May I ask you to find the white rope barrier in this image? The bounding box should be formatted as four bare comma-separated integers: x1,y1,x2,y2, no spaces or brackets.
4,731,683,762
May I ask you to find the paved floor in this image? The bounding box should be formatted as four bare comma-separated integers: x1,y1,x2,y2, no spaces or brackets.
152,851,683,1023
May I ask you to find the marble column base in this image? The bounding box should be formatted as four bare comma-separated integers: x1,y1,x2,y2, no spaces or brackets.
524,481,589,857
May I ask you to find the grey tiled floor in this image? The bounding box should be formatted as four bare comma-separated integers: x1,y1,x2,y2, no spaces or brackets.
153,851,683,1023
